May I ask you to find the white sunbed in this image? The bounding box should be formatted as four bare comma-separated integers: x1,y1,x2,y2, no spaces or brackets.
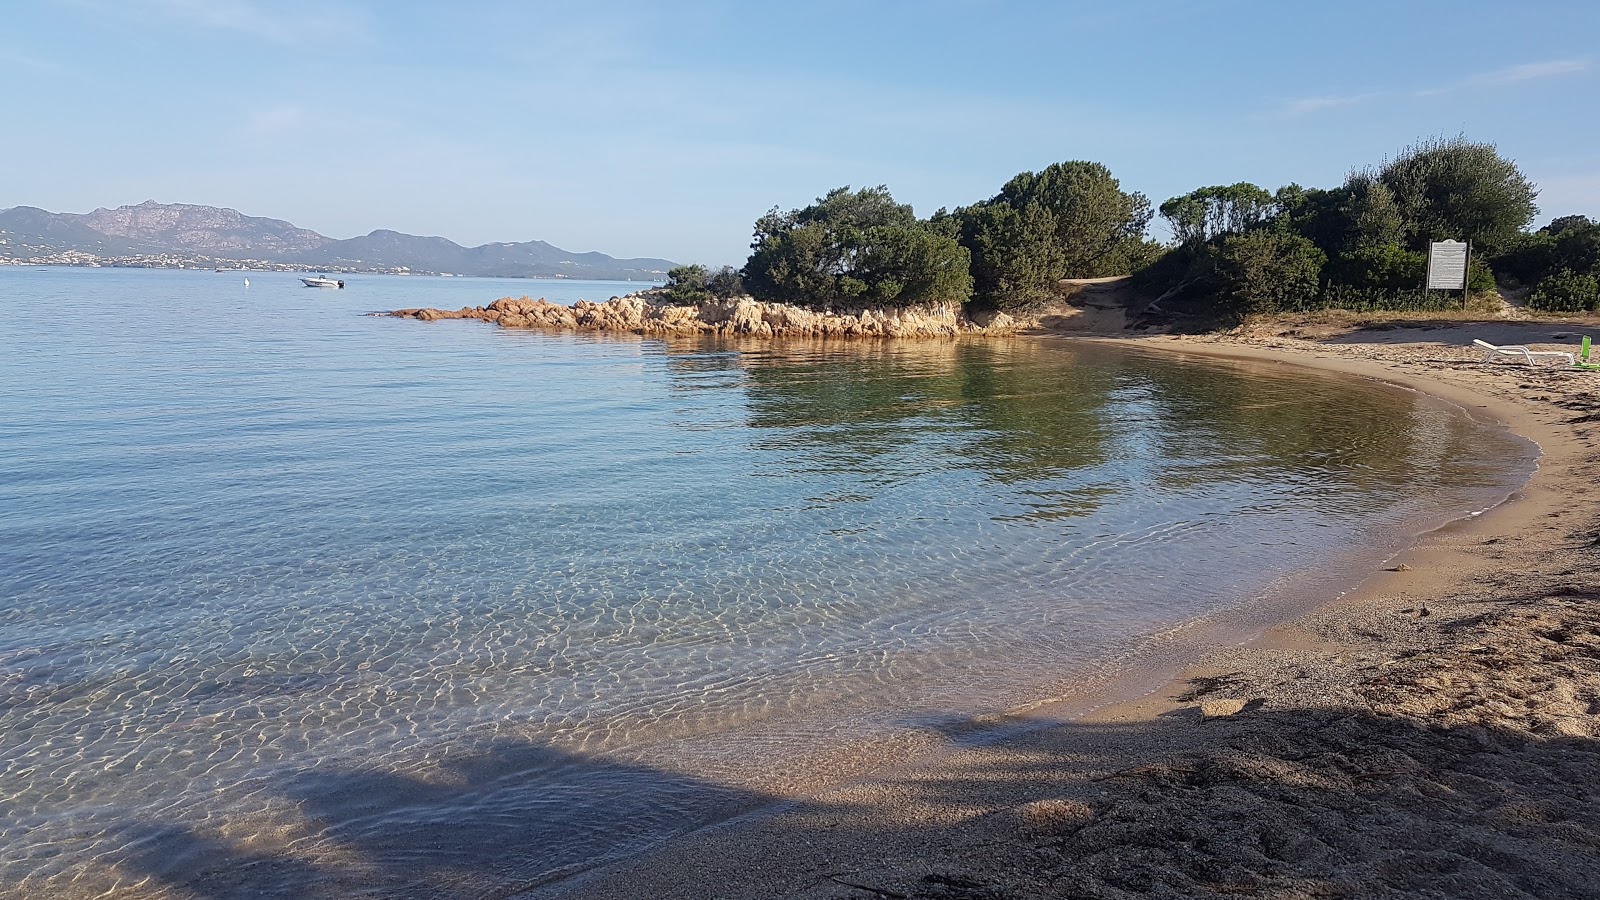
1471,339,1575,366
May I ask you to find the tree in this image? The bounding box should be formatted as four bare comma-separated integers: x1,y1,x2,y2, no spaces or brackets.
742,186,973,308
661,264,712,305
1326,243,1425,290
953,201,1067,310
992,161,1154,277
707,265,744,299
1340,173,1406,250
1528,269,1600,313
1159,183,1277,245
1492,216,1600,285
1214,230,1327,313
1378,136,1538,255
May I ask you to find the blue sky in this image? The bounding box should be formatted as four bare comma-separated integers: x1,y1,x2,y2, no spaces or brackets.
5,1,1598,264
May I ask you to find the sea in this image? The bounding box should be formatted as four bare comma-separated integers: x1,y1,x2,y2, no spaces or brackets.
0,266,1536,898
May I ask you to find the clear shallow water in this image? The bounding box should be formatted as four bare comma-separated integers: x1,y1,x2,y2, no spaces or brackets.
0,267,1533,897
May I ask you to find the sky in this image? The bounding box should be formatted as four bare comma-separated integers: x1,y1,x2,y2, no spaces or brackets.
5,0,1599,265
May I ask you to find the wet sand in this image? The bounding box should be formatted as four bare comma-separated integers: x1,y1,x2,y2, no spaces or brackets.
536,321,1600,899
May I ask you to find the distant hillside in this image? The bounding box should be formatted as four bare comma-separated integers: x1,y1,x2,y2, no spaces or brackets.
0,201,677,279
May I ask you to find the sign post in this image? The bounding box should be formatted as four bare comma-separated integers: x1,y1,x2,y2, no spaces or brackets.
1426,240,1471,310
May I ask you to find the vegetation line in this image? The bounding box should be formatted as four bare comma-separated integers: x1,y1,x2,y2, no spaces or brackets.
661,136,1598,322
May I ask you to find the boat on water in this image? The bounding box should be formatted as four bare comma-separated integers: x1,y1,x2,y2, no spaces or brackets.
301,275,345,289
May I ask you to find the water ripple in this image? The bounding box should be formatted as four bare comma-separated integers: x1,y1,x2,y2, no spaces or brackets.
0,267,1534,898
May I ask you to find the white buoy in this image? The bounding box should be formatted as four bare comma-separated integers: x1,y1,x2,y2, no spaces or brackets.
243,277,250,288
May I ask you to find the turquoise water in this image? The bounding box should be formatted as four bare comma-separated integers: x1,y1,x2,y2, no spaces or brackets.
0,267,1533,897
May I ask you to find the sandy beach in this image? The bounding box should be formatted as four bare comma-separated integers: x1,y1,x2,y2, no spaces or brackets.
534,320,1600,899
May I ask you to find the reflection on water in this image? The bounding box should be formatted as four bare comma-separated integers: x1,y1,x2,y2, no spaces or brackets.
0,269,1533,898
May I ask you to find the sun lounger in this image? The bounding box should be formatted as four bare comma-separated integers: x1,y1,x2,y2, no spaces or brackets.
1472,339,1575,366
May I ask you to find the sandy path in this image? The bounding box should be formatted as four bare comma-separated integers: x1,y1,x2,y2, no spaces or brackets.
530,322,1600,900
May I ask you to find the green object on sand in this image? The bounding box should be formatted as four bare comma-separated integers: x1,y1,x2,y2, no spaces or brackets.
1578,336,1600,370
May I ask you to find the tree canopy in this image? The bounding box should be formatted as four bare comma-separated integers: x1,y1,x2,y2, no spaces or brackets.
991,161,1154,276
660,264,746,305
1159,183,1277,245
1378,136,1538,255
949,161,1155,310
742,186,973,308
1137,137,1544,317
694,134,1577,320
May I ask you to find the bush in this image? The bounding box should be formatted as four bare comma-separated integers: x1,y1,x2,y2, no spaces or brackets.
953,201,1066,311
661,264,712,305
989,161,1153,277
1468,257,1497,293
1327,244,1425,289
1214,230,1326,313
1490,216,1600,289
1280,285,1475,313
1378,135,1538,256
744,186,972,308
660,264,712,305
707,266,744,299
1528,270,1600,313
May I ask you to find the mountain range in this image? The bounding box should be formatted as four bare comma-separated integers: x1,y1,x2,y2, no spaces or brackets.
0,201,678,280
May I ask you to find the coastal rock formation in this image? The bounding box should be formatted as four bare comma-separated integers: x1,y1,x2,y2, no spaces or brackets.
391,293,1021,338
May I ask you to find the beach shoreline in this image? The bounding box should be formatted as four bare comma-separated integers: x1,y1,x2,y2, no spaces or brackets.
535,322,1600,899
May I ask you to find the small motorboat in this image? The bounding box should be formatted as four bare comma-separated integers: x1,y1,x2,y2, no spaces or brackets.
301,275,345,289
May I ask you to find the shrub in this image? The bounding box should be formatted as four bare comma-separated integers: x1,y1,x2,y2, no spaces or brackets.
1378,135,1538,256
1214,230,1326,313
707,266,744,299
990,161,1153,277
1160,183,1276,245
1528,270,1600,313
1490,216,1600,289
1327,244,1425,290
744,186,972,308
661,264,712,305
953,201,1066,311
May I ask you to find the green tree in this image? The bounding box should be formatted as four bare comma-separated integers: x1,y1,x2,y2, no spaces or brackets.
1159,183,1277,245
1215,230,1327,313
1273,184,1352,254
1378,136,1538,255
1528,269,1600,312
1340,173,1406,250
1492,215,1600,287
1326,243,1425,289
991,161,1153,277
953,201,1067,310
743,186,973,308
707,265,744,299
661,264,712,305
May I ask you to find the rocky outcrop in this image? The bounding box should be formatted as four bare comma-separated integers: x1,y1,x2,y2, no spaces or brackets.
391,294,1022,338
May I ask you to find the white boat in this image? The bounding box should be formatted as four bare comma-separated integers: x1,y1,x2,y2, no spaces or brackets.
301,275,345,289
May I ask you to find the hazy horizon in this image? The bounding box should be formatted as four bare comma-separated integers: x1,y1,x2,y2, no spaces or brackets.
5,0,1597,266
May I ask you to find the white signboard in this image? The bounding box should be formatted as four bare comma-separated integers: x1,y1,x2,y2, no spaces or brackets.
1426,240,1469,290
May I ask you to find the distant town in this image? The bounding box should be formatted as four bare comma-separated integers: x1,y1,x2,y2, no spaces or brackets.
0,248,435,275
0,201,677,281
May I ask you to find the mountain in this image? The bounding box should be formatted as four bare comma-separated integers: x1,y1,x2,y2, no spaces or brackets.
82,201,329,257
0,201,677,280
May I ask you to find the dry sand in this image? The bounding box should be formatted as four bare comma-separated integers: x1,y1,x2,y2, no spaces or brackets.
532,320,1600,900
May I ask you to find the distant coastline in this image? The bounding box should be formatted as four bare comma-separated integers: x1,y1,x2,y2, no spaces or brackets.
0,200,677,281
0,258,666,281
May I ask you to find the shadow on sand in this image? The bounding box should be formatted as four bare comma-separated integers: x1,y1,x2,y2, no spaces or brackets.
106,694,1600,900
112,738,775,899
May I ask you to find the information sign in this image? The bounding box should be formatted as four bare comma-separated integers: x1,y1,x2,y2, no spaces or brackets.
1426,240,1470,290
